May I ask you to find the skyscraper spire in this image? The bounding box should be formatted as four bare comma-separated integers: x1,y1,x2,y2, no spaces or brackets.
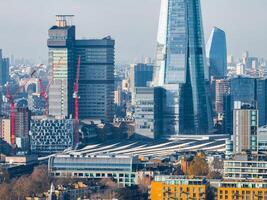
154,0,213,135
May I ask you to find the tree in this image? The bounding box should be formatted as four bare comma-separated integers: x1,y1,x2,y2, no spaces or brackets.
0,183,11,200
208,171,223,179
187,155,209,176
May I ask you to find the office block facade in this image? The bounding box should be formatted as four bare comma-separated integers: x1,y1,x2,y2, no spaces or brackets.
256,78,267,126
257,126,267,152
130,63,154,105
215,79,229,114
0,49,9,86
48,154,139,187
48,16,76,118
206,27,227,78
134,87,164,139
154,0,212,135
75,38,115,121
30,118,74,154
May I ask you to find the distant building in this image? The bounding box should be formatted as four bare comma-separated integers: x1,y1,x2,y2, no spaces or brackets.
75,38,115,121
134,87,165,139
236,63,245,75
214,79,229,114
14,107,31,150
0,49,10,86
150,176,209,200
0,118,11,145
30,118,75,154
48,154,140,187
206,27,227,79
129,63,153,105
25,182,91,200
233,102,258,154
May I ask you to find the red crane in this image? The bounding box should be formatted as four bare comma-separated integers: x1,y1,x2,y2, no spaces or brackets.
73,55,81,144
73,55,81,121
5,69,37,145
36,58,63,116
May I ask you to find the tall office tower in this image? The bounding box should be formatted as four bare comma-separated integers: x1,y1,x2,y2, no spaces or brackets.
47,15,76,118
129,63,154,105
154,0,212,135
75,38,115,121
0,49,10,86
215,79,229,114
256,78,267,127
224,76,256,134
134,87,165,139
14,107,31,150
14,107,31,138
206,27,227,79
233,102,258,154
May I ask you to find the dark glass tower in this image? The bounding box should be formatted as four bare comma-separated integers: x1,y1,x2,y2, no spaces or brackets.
154,0,213,135
0,49,10,86
206,27,227,78
75,37,115,121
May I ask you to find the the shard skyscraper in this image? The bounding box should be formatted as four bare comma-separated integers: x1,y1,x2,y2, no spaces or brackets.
154,0,213,135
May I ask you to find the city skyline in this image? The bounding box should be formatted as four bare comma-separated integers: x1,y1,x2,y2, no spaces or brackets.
0,0,266,63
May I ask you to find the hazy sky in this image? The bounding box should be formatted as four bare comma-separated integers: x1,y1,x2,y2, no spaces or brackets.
0,0,266,63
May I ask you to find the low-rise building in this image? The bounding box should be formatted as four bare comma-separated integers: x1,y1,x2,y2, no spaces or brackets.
30,118,75,154
224,153,267,181
48,153,140,187
150,176,209,200
216,181,267,200
25,182,91,200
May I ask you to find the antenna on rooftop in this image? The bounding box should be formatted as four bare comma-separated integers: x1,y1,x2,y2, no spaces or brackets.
55,15,74,27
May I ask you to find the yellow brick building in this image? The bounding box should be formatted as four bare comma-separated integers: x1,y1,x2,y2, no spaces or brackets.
216,181,267,200
150,176,208,200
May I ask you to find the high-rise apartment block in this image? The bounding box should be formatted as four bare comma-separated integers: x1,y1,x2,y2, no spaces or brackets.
0,49,10,86
0,118,11,145
48,16,115,121
75,38,115,121
233,102,258,154
206,27,227,79
153,0,212,135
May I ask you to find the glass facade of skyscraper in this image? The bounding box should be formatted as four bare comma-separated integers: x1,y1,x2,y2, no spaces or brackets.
154,0,212,135
206,27,227,79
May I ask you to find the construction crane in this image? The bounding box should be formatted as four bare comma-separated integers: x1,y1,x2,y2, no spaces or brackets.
73,55,81,144
5,69,37,145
